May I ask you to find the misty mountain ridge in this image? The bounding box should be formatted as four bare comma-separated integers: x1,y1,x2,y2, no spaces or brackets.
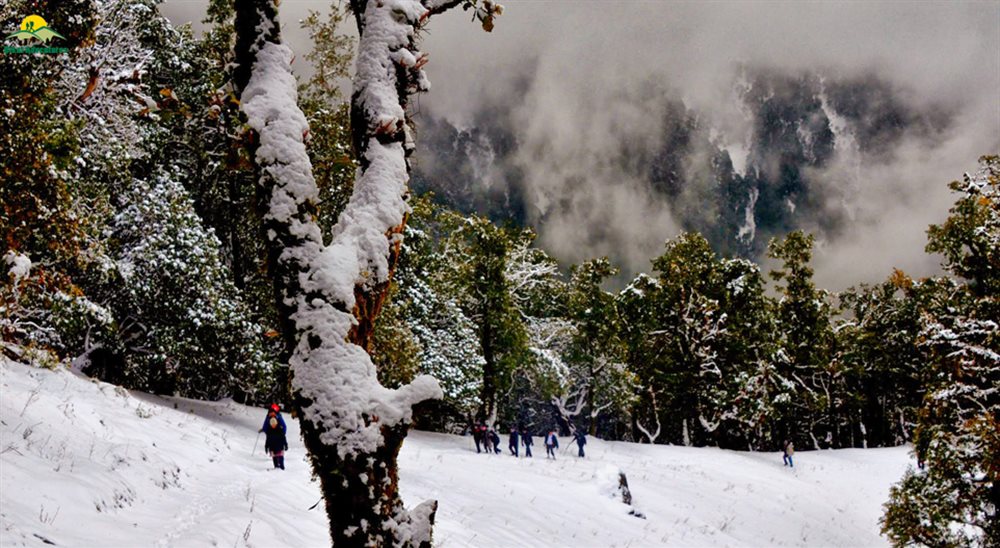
411,67,949,272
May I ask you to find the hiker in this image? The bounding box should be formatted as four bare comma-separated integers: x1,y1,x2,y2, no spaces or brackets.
264,416,288,470
782,439,795,468
472,423,484,453
522,429,533,458
490,426,502,454
545,429,559,459
508,426,520,457
573,430,587,458
260,403,286,434
482,424,494,454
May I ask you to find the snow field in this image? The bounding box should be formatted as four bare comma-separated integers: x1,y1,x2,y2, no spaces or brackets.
1,360,913,547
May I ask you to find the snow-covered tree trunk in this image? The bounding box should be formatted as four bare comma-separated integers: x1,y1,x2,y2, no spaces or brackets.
234,0,499,544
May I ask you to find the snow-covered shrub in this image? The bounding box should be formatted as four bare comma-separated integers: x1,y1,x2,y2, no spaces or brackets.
105,170,275,398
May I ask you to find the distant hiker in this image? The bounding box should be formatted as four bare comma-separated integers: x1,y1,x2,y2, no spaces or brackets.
265,417,288,470
573,431,587,458
490,427,502,454
545,430,559,459
260,403,286,434
782,440,795,468
522,430,533,458
508,427,520,457
482,424,494,454
472,423,484,453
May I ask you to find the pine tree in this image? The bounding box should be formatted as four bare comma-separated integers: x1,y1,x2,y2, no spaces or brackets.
566,258,635,435
716,258,785,450
837,272,925,448
440,214,528,423
768,230,836,448
882,156,999,546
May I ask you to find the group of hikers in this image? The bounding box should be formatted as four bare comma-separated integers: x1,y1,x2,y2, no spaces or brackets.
257,404,796,470
469,423,588,459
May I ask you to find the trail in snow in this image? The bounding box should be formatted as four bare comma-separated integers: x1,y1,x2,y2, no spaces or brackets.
1,360,913,547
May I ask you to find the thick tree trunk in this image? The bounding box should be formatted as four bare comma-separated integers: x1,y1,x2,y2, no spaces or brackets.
479,317,496,421
234,0,494,544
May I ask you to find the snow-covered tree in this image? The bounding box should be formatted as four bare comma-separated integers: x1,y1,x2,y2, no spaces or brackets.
1,0,98,330
768,230,836,449
715,258,786,450
647,233,730,446
836,272,926,448
883,156,999,547
100,171,273,397
391,204,485,426
565,258,635,435
617,273,664,443
232,0,500,543
439,214,529,423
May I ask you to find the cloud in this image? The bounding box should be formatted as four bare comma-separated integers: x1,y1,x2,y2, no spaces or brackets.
416,1,999,289
159,0,1000,289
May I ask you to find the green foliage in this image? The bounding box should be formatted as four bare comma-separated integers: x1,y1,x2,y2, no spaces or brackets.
299,3,355,232
882,156,1000,547
926,156,1000,300
382,198,485,425
768,230,836,447
439,214,530,420
0,0,97,273
561,258,635,434
102,172,274,398
837,274,926,447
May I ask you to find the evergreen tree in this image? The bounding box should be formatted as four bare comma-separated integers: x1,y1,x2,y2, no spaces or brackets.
99,171,273,397
564,258,635,435
645,233,729,446
837,272,925,448
883,156,999,546
1,0,99,360
440,214,529,422
390,198,485,427
617,273,665,443
768,230,836,448
716,258,785,450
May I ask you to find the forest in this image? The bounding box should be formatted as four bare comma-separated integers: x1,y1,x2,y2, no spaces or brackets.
1,0,996,546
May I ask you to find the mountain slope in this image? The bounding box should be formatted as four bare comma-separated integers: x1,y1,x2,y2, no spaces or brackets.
0,359,912,546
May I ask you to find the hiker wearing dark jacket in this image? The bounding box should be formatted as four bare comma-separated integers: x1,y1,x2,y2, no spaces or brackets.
264,417,288,470
573,431,587,457
482,424,494,454
522,431,533,458
545,430,559,459
260,403,286,434
508,427,520,457
490,427,502,454
472,423,485,453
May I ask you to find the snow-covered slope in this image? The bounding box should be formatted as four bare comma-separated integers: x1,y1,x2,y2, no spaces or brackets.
1,359,913,547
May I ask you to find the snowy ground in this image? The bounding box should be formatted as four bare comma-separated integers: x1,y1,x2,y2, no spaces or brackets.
1,359,914,547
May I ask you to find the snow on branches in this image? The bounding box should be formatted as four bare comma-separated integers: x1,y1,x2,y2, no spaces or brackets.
242,37,442,457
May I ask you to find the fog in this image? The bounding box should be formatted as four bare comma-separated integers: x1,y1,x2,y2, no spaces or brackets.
161,0,1000,290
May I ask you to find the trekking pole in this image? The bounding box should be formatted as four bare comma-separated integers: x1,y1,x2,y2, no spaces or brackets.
252,431,261,456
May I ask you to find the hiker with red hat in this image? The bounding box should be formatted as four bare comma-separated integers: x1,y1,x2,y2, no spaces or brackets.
260,403,287,435
264,415,288,470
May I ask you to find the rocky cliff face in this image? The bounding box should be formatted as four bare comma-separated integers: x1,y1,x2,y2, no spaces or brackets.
411,68,946,264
